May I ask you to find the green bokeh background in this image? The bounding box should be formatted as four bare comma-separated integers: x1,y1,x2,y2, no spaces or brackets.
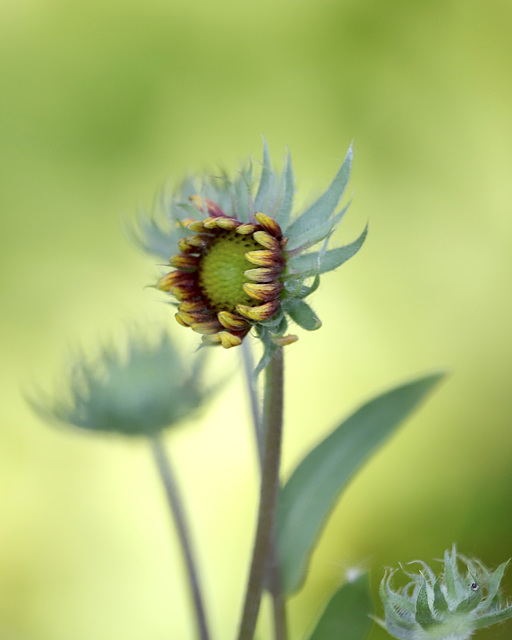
1,0,511,638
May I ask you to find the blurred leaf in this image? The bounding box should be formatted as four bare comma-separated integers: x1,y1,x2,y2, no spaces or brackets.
126,213,175,261
277,373,444,594
307,573,373,640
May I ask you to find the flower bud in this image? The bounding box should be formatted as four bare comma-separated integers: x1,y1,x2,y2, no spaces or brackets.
132,140,367,371
30,330,212,437
376,545,512,640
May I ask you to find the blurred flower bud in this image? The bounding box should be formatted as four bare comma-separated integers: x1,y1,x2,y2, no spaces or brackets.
30,330,213,437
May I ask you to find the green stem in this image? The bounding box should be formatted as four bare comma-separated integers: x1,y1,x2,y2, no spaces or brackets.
150,433,211,640
241,340,264,465
240,342,288,640
236,347,284,640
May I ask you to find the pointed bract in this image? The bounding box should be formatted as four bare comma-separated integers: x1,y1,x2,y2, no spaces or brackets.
285,144,353,243
288,224,368,276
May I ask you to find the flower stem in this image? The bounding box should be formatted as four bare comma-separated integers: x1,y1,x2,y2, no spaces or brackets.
240,342,288,640
236,347,284,640
267,554,288,640
150,433,211,640
241,340,264,466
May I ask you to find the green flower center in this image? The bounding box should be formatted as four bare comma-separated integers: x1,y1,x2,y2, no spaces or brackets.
198,231,260,312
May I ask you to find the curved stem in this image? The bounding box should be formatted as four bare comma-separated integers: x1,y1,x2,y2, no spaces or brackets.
236,347,284,640
240,342,288,640
150,433,211,640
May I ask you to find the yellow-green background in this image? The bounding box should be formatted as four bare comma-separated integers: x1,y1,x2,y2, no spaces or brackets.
1,0,512,638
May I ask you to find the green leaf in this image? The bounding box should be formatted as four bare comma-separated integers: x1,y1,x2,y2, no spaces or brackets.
276,149,295,229
288,224,368,276
277,373,444,594
285,144,352,242
308,574,373,640
286,300,322,331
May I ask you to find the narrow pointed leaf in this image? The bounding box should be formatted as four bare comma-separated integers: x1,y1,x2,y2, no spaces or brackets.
385,593,416,621
276,149,295,229
379,577,417,633
233,163,253,223
126,215,176,260
277,373,444,594
444,549,457,601
308,574,373,640
253,331,278,379
374,617,416,640
472,605,512,630
288,224,368,276
176,202,206,219
286,203,350,252
298,274,320,299
433,578,448,613
254,138,274,212
486,560,509,605
284,274,320,300
286,144,352,242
